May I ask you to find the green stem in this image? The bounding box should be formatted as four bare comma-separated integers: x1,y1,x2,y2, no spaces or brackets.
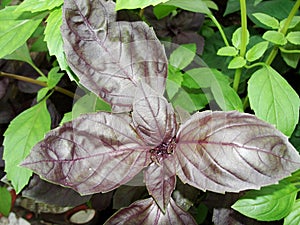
0,71,79,100
265,0,300,65
30,62,47,79
208,14,230,46
239,0,248,57
233,0,248,92
280,0,300,35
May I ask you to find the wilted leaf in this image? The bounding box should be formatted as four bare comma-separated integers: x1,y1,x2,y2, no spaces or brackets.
175,110,300,193
248,66,299,137
22,112,151,195
61,0,167,112
104,198,197,225
144,156,176,211
3,100,51,193
232,180,297,221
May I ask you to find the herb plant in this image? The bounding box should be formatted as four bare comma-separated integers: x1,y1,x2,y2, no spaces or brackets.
1,0,300,224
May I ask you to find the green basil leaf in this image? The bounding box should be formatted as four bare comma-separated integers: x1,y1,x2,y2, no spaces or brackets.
284,199,300,225
228,56,246,69
286,31,300,45
248,66,299,137
232,27,249,50
163,0,211,15
252,13,279,29
246,41,269,62
116,0,169,10
169,44,196,70
0,187,11,217
232,181,297,221
217,46,238,56
3,100,51,193
263,30,287,45
15,0,63,13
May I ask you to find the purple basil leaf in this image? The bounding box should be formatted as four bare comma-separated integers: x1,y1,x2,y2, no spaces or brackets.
0,77,9,99
144,155,176,211
104,197,197,225
173,32,205,55
175,110,300,193
22,175,91,207
22,112,152,195
61,0,168,112
132,83,177,146
113,185,147,210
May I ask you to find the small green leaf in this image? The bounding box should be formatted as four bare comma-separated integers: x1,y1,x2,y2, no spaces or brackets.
203,0,218,10
3,100,51,193
286,32,300,45
0,187,11,217
0,9,44,58
166,65,184,100
3,43,33,65
44,7,74,79
183,68,243,111
246,41,269,62
232,181,297,221
60,92,111,125
263,30,287,45
153,5,176,19
163,0,211,15
115,0,169,10
169,44,196,70
37,87,49,102
228,56,246,69
47,67,64,89
15,0,63,13
284,199,300,225
248,66,299,136
232,27,249,50
281,50,300,69
252,13,279,29
280,16,300,30
217,46,238,56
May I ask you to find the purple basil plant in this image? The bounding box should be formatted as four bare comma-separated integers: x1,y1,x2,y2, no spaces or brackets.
22,0,300,224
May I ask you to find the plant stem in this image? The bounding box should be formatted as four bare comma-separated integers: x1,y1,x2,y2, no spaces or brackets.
208,14,230,46
265,0,300,65
0,71,79,99
233,0,248,92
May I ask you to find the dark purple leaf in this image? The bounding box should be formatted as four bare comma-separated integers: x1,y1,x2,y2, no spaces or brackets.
173,32,205,55
113,185,147,210
0,77,9,99
144,155,176,211
175,110,300,193
22,112,152,195
104,197,197,225
22,175,91,207
132,83,177,146
90,192,113,211
61,0,167,112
